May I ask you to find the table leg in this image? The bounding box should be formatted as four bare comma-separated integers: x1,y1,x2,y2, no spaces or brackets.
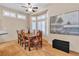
28,37,31,51
29,47,31,51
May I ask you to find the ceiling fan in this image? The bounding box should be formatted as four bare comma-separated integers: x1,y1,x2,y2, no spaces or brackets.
21,3,38,12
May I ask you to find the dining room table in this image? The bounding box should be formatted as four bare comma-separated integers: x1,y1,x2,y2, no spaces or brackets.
26,33,37,51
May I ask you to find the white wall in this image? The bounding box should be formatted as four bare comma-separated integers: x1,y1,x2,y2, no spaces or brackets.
46,3,79,53
0,6,28,42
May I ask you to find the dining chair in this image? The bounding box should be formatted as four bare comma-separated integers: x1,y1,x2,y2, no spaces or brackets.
37,30,42,48
21,30,28,50
32,30,42,49
16,30,23,45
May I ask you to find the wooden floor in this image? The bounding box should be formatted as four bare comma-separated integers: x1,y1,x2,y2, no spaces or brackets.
0,40,79,56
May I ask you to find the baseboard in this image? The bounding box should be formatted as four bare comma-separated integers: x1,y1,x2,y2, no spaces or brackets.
70,50,79,54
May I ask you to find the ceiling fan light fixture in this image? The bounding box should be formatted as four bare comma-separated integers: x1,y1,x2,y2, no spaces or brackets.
28,8,32,12
20,3,38,13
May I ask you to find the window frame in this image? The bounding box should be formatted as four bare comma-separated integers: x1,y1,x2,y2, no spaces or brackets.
31,16,37,30
31,13,47,36
17,14,26,20
3,10,10,17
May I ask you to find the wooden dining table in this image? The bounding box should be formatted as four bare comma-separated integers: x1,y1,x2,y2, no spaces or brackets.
26,33,36,51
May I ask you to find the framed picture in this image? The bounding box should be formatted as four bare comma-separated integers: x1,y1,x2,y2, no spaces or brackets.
50,10,79,35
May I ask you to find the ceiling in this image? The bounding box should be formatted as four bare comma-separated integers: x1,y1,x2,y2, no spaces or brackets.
0,3,49,14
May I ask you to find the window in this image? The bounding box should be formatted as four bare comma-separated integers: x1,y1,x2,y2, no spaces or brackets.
37,21,46,35
38,14,46,20
32,16,36,30
10,12,16,17
3,10,16,17
17,14,26,19
37,14,47,35
41,21,46,35
3,10,10,16
31,13,47,35
32,21,36,30
32,17,36,21
37,22,42,30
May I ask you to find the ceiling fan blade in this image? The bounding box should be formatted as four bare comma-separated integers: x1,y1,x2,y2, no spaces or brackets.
32,10,36,12
26,9,28,12
21,6,27,8
28,3,31,5
33,7,38,9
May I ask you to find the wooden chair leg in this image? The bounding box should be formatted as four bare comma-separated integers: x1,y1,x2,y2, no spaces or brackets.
36,45,38,50
21,42,23,47
19,41,21,45
24,43,26,50
41,41,42,48
18,40,19,44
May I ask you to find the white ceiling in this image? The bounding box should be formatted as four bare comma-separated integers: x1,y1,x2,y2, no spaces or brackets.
0,3,49,14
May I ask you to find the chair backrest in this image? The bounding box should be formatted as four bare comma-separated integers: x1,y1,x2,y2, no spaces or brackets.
21,29,28,41
28,29,30,34
36,30,42,41
17,30,22,40
17,30,20,34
